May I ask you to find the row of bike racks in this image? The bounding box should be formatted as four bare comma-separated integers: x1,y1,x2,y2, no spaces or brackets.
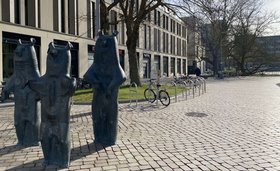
170,77,207,103
127,77,207,107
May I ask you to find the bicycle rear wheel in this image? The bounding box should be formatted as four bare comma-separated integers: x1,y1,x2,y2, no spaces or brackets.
159,90,170,106
144,89,156,103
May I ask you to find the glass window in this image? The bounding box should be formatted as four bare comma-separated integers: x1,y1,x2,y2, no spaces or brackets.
163,56,169,77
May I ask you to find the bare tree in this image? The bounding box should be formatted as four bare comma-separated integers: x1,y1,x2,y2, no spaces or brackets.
177,0,278,76
178,0,245,76
98,0,174,85
231,0,277,75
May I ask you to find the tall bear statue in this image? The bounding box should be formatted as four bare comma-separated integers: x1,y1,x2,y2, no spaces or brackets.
29,42,76,167
84,31,126,146
1,38,41,146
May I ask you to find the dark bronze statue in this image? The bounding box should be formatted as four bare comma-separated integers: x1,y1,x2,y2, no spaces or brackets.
1,38,41,146
29,42,76,167
84,31,126,146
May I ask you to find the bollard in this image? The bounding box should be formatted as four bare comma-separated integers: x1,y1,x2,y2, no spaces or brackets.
171,81,177,102
183,81,188,100
204,79,207,93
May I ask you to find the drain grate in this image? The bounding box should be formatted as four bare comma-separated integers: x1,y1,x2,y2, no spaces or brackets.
185,112,208,117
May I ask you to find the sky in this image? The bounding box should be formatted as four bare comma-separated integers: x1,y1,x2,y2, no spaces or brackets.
263,0,280,35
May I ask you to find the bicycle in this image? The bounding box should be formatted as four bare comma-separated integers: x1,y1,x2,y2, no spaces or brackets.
144,79,170,106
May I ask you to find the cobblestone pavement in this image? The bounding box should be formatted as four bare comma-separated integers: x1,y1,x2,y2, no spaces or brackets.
1,77,280,171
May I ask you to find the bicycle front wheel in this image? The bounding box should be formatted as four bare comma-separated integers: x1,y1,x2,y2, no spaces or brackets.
159,90,170,106
144,89,156,103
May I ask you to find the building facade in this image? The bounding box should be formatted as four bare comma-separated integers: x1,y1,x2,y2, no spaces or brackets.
183,17,206,75
0,0,188,82
254,35,280,71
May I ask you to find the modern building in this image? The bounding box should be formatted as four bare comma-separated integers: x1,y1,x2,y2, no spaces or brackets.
254,35,280,71
183,16,206,75
0,0,188,83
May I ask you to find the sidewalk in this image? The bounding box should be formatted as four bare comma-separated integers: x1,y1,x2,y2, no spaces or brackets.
1,76,280,170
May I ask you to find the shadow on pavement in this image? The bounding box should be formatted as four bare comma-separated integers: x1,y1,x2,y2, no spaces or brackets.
5,142,106,171
71,142,105,161
0,144,26,156
6,159,45,171
185,112,208,117
120,103,167,112
70,112,91,119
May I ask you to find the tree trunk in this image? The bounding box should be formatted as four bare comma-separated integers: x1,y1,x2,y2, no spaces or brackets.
126,31,141,86
127,45,141,86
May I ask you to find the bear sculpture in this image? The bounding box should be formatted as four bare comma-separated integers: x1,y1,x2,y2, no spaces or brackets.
84,31,126,146
1,38,41,146
29,42,76,167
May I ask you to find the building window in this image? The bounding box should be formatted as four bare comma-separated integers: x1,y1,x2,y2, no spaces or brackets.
24,0,39,27
154,10,157,25
163,15,165,29
163,32,166,53
157,29,161,52
87,1,95,38
88,45,95,68
163,56,169,77
183,59,186,75
166,16,169,31
144,25,151,50
182,40,187,56
157,11,160,27
14,0,20,24
61,0,65,32
119,49,125,70
2,32,41,79
110,10,117,33
148,26,151,50
182,26,187,38
177,38,181,56
171,57,175,76
53,0,59,31
144,24,147,49
171,35,175,54
121,20,125,45
177,58,181,74
154,28,158,51
143,53,151,78
76,0,79,35
54,39,79,77
154,55,161,73
92,1,95,38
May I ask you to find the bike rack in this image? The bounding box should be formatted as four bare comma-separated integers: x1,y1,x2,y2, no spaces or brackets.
171,81,177,102
129,82,138,107
201,77,206,93
182,81,188,100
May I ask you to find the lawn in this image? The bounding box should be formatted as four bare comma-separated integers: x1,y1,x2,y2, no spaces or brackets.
72,84,186,103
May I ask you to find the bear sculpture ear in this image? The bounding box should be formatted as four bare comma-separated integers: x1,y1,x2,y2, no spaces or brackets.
30,38,36,45
66,42,73,50
48,42,55,49
47,42,55,54
17,39,22,45
112,30,119,36
98,30,104,37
